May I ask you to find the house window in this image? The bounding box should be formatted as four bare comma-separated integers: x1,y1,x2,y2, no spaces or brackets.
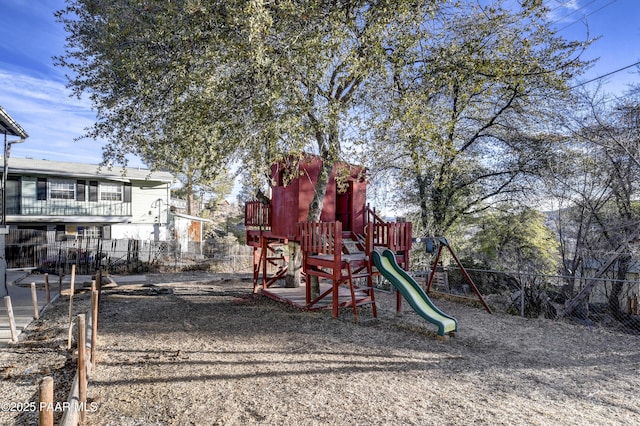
123,183,132,202
102,225,111,240
37,178,47,200
100,182,122,201
89,181,98,202
78,226,102,238
76,180,86,201
49,179,75,200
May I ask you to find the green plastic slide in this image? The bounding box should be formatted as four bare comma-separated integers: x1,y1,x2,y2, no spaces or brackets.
372,249,458,336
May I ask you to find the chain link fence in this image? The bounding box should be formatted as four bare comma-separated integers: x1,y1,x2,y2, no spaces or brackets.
5,229,252,275
205,241,253,273
427,266,640,335
11,229,638,333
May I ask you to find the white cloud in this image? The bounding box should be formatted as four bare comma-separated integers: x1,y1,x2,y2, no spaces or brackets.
0,68,105,163
547,0,581,23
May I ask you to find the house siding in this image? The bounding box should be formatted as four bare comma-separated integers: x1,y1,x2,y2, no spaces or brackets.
13,175,133,217
3,158,174,240
130,181,170,225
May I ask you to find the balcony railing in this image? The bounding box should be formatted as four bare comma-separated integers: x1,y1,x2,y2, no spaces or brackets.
5,199,132,217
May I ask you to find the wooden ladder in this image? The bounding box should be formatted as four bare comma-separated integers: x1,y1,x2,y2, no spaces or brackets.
344,257,377,324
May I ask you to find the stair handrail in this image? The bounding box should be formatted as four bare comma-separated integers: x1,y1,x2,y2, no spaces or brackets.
365,203,386,227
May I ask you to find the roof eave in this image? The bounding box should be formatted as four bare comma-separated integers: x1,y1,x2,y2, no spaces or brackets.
0,105,28,139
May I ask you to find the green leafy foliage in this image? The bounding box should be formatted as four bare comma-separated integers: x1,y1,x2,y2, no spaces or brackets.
56,0,441,220
545,85,640,317
469,206,559,275
361,0,593,235
56,1,243,174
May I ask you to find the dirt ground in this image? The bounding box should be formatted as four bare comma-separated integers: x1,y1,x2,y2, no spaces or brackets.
1,271,639,425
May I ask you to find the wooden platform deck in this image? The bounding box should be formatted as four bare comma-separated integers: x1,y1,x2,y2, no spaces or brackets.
261,282,371,311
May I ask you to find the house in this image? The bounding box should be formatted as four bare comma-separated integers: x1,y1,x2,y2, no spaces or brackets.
2,157,174,241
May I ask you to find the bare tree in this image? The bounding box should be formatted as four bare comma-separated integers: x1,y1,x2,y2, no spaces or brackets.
551,89,640,320
361,0,592,236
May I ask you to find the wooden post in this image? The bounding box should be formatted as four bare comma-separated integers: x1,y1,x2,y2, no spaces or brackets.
44,273,50,304
126,240,131,272
70,264,76,294
38,376,54,426
91,289,98,366
30,282,39,320
96,269,103,313
58,268,63,294
77,314,87,425
4,296,18,343
66,265,77,350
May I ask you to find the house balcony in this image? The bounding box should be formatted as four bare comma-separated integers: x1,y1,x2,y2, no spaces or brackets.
4,199,132,219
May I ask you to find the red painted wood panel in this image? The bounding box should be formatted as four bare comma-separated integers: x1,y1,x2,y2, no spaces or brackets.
268,154,367,239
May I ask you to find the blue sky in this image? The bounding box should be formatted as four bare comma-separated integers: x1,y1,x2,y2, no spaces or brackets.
0,0,638,167
1,0,104,163
550,0,640,93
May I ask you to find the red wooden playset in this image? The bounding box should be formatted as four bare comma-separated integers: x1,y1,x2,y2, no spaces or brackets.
244,154,413,322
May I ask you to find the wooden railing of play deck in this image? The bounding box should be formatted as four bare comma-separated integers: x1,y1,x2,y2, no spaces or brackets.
297,221,342,257
364,205,412,269
244,201,272,228
365,204,386,227
372,222,412,253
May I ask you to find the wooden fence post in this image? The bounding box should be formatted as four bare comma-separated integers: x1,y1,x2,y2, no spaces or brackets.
4,296,18,343
30,282,39,320
91,289,99,366
44,273,50,304
67,265,77,350
96,269,103,313
70,264,76,294
96,269,102,289
77,314,87,425
38,376,54,426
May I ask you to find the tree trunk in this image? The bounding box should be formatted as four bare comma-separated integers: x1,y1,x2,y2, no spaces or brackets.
284,155,334,293
416,174,431,235
305,154,334,297
308,157,334,221
609,254,631,321
559,228,640,318
285,241,302,288
431,183,451,237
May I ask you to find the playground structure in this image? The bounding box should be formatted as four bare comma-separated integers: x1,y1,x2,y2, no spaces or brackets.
244,155,412,322
425,237,492,314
